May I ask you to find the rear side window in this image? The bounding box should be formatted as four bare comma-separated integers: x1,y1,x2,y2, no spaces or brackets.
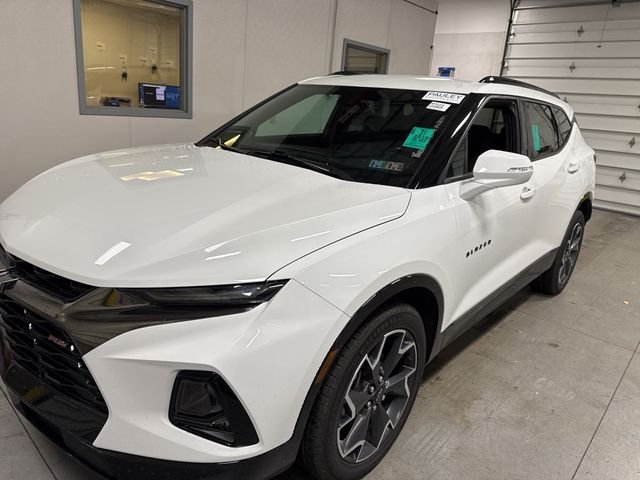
524,101,559,160
552,106,573,145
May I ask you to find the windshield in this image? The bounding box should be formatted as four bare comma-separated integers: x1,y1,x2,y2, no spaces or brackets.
200,84,458,187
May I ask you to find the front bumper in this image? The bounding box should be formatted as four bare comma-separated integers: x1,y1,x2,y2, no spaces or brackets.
0,271,349,474
3,363,297,480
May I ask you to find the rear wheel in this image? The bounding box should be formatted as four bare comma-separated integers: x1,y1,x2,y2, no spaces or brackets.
533,210,585,295
300,304,427,480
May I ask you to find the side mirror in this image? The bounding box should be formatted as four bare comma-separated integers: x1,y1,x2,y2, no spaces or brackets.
459,150,533,200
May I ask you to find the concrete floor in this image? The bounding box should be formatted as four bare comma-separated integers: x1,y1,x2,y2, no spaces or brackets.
1,209,639,480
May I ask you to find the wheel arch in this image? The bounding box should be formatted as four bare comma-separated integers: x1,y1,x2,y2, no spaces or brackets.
578,193,593,222
289,274,444,460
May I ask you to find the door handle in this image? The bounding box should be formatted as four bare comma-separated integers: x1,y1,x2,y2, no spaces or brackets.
568,162,580,173
520,185,536,200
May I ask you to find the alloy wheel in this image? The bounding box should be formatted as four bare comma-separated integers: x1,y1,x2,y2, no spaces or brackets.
558,222,583,285
336,329,418,464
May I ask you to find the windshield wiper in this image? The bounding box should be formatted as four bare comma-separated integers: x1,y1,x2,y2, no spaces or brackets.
250,149,353,181
210,139,352,180
212,137,245,154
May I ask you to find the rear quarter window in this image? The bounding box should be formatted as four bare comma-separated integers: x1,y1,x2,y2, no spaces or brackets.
552,106,573,146
524,101,559,160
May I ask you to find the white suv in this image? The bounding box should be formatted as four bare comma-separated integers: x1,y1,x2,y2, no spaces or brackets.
0,75,595,480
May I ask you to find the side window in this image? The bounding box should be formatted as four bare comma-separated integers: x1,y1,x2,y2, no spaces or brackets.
256,94,339,136
524,102,559,159
446,99,519,179
552,106,573,146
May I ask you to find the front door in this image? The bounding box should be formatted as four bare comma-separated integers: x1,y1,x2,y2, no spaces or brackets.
442,97,537,329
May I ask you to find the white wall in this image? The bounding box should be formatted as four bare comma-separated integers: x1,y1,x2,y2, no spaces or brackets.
430,0,510,81
0,0,437,202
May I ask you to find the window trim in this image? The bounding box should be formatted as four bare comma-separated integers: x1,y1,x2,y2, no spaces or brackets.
72,0,193,119
341,39,390,74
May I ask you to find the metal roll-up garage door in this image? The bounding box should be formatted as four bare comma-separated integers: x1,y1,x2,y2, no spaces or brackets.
503,0,640,215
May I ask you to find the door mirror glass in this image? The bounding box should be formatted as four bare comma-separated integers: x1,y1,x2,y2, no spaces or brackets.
460,150,533,200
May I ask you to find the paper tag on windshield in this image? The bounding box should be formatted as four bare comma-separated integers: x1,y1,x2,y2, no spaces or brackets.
369,160,404,172
422,91,465,104
426,101,451,112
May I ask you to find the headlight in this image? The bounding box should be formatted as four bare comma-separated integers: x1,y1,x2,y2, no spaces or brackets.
122,280,288,307
4,280,288,354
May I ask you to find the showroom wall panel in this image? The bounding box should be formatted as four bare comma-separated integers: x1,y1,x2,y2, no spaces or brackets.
430,0,511,80
388,0,439,74
0,0,438,202
243,0,335,107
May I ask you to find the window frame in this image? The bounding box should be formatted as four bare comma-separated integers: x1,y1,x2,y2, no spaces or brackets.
521,99,567,162
551,105,574,147
341,39,390,74
441,95,524,184
72,0,193,119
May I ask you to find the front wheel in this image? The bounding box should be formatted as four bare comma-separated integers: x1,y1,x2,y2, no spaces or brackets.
533,210,585,295
300,303,427,480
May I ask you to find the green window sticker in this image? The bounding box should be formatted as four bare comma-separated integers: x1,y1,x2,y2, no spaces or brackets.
531,124,541,152
403,127,435,150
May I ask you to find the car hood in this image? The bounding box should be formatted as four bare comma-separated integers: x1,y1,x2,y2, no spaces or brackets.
0,144,411,287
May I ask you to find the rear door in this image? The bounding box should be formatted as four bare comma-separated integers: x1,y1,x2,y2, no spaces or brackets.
521,100,583,255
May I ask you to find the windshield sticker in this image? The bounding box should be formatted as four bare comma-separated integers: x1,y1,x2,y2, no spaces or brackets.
531,124,541,152
426,101,450,112
369,160,404,172
403,127,436,150
422,91,466,104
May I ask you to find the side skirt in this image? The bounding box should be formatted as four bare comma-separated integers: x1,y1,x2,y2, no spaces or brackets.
435,248,558,354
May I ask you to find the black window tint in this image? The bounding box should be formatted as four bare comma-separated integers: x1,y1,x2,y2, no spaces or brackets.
446,99,518,179
525,102,559,159
552,106,572,145
206,85,459,187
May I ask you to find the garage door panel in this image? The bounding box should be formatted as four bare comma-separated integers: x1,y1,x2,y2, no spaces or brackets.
506,57,640,69
593,198,640,215
515,3,640,25
596,151,640,171
582,130,639,154
596,166,640,191
561,93,640,108
510,29,640,44
506,41,640,59
577,114,640,134
594,185,640,209
506,65,640,79
512,19,640,36
511,77,640,96
518,0,633,9
515,5,610,24
570,101,640,118
507,1,640,215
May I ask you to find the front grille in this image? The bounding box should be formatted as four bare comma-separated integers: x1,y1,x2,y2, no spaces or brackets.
0,246,94,303
0,295,107,413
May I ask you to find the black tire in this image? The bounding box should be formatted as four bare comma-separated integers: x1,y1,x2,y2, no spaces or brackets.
300,303,427,480
533,210,585,295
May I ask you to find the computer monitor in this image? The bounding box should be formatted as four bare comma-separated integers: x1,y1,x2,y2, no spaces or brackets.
138,83,181,109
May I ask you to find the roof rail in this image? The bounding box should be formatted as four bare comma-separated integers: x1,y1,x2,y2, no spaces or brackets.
329,71,365,76
479,76,561,100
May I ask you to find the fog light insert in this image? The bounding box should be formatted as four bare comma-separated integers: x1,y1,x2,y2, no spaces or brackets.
169,371,258,447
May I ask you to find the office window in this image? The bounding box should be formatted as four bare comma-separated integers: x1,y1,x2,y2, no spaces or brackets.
342,40,389,74
73,0,192,118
